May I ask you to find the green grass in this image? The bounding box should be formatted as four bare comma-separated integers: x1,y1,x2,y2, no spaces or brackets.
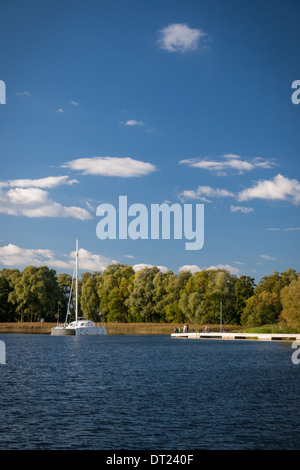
242,324,299,334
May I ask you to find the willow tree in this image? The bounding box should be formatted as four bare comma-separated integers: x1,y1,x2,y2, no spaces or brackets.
241,291,282,326
127,266,160,322
8,266,58,321
98,264,134,322
81,273,100,321
0,269,19,321
280,275,300,329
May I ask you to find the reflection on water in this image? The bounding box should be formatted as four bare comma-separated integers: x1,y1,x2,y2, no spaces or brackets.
0,334,299,449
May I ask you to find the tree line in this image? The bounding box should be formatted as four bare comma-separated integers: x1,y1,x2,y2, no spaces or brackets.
0,264,299,328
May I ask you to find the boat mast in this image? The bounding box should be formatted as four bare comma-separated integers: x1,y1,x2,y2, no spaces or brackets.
75,238,79,324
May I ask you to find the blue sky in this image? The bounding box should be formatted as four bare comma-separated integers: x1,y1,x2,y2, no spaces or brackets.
0,0,299,282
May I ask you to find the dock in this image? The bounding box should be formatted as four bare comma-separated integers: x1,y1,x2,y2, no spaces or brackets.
171,331,300,341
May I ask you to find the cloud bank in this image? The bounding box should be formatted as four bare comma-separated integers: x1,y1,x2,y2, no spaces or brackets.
0,187,92,220
0,244,116,271
181,175,300,207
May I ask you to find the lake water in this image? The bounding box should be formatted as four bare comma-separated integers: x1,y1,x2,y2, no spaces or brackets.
0,334,299,450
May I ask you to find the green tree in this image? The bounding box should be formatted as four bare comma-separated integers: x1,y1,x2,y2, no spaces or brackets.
98,264,134,322
179,270,211,323
81,274,101,321
179,269,237,324
241,291,282,326
203,270,237,324
151,270,190,323
9,266,58,321
255,269,297,296
234,275,256,324
280,275,300,329
0,269,19,321
127,266,160,322
57,272,73,322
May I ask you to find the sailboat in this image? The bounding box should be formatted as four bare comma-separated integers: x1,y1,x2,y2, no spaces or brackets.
51,239,107,336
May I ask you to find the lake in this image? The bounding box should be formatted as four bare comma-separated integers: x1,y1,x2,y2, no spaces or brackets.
0,334,299,450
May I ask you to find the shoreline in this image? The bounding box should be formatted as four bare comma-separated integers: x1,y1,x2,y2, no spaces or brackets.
0,322,245,335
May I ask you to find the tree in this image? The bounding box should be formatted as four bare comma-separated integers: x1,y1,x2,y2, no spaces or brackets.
234,275,256,324
255,269,297,296
80,274,100,321
57,272,73,322
8,266,58,321
127,266,160,322
179,269,238,324
0,269,19,321
203,270,237,324
280,275,300,329
241,291,282,326
152,270,190,323
179,270,211,323
98,264,134,322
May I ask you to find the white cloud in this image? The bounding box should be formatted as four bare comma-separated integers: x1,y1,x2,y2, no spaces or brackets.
63,156,156,177
132,263,168,273
230,205,254,214
157,23,208,53
179,263,241,275
180,186,234,202
261,254,276,261
205,264,241,275
0,244,116,271
180,154,275,175
0,244,69,269
0,187,91,220
179,265,201,274
0,175,78,189
238,174,300,204
121,120,144,126
74,248,117,271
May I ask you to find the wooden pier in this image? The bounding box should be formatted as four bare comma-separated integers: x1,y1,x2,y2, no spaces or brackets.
171,331,300,341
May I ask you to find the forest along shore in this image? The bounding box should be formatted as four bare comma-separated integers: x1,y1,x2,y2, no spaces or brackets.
0,322,246,335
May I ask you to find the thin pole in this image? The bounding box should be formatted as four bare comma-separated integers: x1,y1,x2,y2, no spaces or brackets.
75,238,79,324
220,300,222,332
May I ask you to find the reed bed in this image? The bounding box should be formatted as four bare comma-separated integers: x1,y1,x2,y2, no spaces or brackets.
0,322,245,335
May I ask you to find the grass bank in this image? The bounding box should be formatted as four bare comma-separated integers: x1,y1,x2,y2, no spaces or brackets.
242,324,300,334
0,322,246,335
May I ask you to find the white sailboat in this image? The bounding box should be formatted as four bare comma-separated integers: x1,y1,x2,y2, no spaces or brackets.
51,239,107,336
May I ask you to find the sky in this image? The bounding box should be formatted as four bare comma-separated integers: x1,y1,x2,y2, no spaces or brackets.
0,0,299,283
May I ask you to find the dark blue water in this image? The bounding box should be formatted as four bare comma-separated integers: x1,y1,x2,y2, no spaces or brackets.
0,334,299,450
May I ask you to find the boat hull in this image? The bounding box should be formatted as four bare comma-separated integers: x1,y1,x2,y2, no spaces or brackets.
51,327,76,336
75,326,107,336
51,326,107,336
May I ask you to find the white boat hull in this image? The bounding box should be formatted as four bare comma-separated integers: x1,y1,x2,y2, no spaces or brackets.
51,326,76,336
75,326,107,336
51,325,107,336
